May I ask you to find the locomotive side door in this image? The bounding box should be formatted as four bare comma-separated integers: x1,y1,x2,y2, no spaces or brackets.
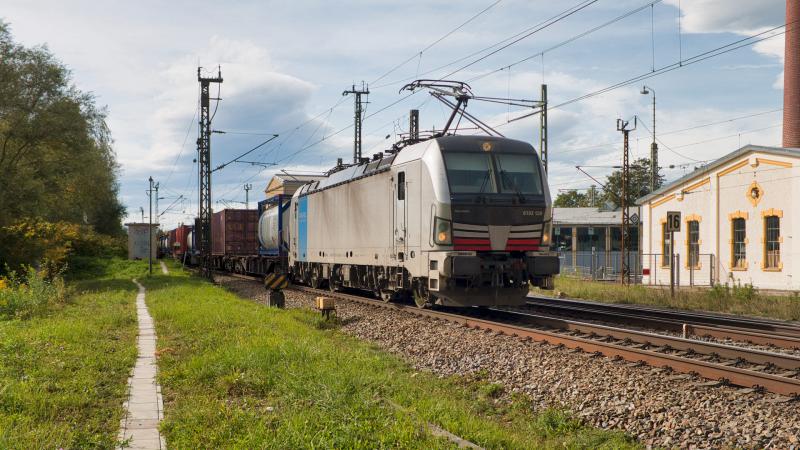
394,170,407,262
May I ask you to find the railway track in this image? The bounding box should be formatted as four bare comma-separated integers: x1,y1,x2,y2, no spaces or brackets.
290,285,800,396
215,273,800,396
525,296,800,350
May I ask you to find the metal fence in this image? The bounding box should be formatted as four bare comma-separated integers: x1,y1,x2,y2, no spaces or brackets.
641,253,715,287
559,251,715,286
558,250,642,282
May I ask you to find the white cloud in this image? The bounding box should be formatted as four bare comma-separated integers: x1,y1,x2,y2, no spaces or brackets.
664,0,784,35
665,0,785,87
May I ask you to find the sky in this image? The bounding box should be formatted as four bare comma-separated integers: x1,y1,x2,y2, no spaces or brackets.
2,0,788,227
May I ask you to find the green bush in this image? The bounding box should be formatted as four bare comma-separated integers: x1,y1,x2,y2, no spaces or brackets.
0,266,66,319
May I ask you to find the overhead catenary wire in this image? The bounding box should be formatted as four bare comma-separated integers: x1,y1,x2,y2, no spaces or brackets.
547,22,791,112
491,21,792,130
263,1,600,168
369,0,503,86
558,107,783,155
212,134,279,173
373,0,599,89
467,0,664,84
163,104,199,184
437,0,599,80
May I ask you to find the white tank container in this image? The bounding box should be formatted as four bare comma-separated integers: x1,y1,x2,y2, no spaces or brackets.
258,207,281,252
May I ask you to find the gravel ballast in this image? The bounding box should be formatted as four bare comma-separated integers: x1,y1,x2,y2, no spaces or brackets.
216,276,800,449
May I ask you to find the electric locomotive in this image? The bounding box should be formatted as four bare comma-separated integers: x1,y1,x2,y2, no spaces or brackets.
286,134,559,307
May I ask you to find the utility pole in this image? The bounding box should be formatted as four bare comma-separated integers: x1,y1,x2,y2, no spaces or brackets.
148,176,154,275
539,84,548,173
343,82,369,164
617,117,637,285
641,85,658,191
197,66,223,278
244,183,252,210
140,206,144,223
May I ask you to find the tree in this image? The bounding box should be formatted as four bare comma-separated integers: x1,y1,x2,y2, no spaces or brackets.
553,186,601,208
0,21,125,269
600,157,664,208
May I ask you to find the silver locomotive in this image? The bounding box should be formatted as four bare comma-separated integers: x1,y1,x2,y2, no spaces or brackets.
266,134,558,307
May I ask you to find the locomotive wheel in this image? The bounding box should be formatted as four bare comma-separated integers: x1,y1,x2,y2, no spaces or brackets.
380,290,395,303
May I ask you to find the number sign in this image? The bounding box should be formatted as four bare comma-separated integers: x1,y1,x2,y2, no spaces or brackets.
666,211,681,232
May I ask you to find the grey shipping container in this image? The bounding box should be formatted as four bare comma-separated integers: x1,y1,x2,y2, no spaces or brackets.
211,209,259,255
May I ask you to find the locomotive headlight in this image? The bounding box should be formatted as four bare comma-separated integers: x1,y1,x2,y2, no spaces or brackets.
433,217,452,245
542,221,552,245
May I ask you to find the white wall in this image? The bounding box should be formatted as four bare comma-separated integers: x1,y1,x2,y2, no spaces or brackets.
641,150,799,290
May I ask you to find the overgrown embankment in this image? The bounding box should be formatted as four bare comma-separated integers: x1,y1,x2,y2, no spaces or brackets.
0,258,146,449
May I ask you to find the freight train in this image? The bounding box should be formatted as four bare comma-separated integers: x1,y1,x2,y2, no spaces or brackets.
162,134,559,308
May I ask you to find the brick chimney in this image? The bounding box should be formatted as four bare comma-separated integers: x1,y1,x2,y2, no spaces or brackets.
784,0,800,148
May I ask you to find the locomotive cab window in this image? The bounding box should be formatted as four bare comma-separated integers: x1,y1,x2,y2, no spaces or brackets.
397,171,405,200
442,152,497,193
443,151,543,195
494,153,543,195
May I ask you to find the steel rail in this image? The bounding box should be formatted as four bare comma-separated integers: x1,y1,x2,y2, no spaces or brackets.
293,286,800,396
479,309,800,370
527,296,800,335
525,297,800,349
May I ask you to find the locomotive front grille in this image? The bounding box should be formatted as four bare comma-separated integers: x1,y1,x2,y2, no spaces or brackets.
452,222,543,251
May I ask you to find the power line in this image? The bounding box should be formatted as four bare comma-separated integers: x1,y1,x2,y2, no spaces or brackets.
490,22,790,131
265,1,600,168
373,0,597,89
212,134,279,173
660,108,782,136
369,0,503,85
558,107,782,155
164,103,199,184
438,0,599,80
548,23,790,111
467,0,663,84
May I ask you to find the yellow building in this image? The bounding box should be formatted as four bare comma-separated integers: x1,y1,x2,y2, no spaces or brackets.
637,145,799,290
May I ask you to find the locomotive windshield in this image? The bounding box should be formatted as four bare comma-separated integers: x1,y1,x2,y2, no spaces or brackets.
443,151,543,195
442,152,498,193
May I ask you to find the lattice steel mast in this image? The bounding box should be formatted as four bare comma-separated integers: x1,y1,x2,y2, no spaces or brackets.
617,117,637,285
197,66,223,278
343,82,370,164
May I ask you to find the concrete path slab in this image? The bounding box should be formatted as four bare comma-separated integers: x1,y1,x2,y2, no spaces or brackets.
118,280,165,450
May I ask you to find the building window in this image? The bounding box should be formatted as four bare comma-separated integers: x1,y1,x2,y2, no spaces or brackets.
553,227,573,252
731,217,746,269
660,221,670,267
687,220,700,268
577,227,605,252
764,215,780,269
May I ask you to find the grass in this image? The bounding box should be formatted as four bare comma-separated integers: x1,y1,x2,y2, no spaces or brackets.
534,276,800,321
0,258,146,449
0,266,66,319
143,265,637,449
